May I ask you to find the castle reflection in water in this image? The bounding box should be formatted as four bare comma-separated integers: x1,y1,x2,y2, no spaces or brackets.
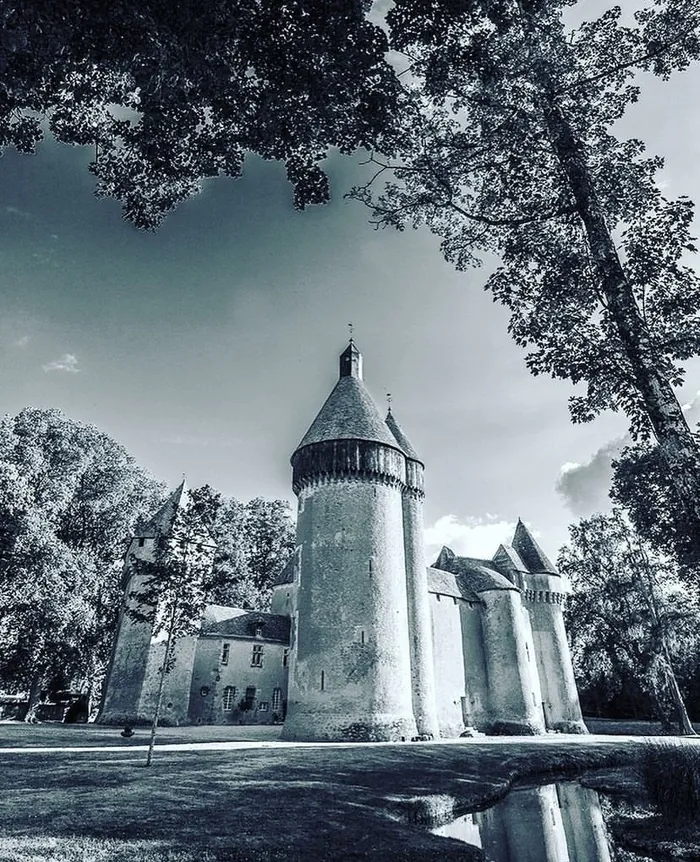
433,782,611,861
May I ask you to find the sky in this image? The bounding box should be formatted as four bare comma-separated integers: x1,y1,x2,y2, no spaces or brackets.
2,19,700,564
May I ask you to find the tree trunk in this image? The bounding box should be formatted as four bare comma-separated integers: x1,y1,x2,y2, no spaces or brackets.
660,648,697,735
539,96,700,550
23,672,44,723
145,604,177,767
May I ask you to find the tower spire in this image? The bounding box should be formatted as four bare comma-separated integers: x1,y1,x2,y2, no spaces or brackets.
339,339,363,380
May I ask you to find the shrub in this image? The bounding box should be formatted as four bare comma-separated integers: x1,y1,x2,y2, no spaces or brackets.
639,740,700,821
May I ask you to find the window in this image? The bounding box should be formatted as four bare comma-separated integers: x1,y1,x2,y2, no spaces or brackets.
320,670,325,691
283,648,290,668
245,686,256,707
221,643,230,666
272,688,282,711
138,538,145,547
251,644,264,667
259,701,269,712
222,686,236,711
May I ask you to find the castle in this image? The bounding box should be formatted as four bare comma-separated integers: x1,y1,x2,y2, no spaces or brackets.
99,342,585,738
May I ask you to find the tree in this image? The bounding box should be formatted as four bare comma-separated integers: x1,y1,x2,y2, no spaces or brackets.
0,408,163,717
351,0,700,565
611,443,700,576
127,485,221,765
1,0,401,229
209,497,295,611
559,510,699,732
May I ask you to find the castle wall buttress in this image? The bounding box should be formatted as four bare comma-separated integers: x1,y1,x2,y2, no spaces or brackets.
480,589,545,735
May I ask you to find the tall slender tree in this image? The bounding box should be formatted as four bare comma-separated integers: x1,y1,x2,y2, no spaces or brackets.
351,0,700,563
127,485,220,765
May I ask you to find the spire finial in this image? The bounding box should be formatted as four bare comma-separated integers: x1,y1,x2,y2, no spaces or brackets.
348,322,354,343
386,392,392,414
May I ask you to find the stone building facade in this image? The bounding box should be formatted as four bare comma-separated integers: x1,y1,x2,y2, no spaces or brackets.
99,343,585,738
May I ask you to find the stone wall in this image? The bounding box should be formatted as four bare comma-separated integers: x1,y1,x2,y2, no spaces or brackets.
282,478,416,741
188,635,289,725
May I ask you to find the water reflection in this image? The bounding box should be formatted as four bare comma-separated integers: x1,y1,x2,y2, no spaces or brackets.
432,782,611,861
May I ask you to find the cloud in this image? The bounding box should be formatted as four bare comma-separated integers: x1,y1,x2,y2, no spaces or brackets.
424,514,517,560
555,438,626,517
42,353,80,373
14,336,29,348
556,391,700,518
4,205,34,220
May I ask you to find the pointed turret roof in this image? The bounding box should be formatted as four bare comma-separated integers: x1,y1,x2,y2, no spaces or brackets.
136,479,189,538
492,543,528,574
432,546,518,593
385,409,423,464
512,519,558,574
295,342,401,452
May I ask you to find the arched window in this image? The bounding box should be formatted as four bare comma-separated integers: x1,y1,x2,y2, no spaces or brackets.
222,686,236,711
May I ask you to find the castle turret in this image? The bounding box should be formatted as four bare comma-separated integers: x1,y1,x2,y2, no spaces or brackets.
510,520,587,733
281,343,417,741
385,408,439,738
98,480,201,726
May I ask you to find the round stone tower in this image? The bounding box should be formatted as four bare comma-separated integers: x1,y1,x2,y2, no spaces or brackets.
281,342,417,742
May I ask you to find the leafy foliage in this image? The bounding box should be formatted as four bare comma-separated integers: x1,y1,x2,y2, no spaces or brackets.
209,496,295,611
559,510,700,727
128,485,221,662
612,441,700,575
351,0,700,558
0,408,164,711
1,0,402,228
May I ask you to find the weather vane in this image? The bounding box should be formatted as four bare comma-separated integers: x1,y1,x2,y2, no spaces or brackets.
348,322,354,342
387,392,392,412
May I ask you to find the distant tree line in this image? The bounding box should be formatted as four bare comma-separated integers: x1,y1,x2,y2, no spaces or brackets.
0,408,295,720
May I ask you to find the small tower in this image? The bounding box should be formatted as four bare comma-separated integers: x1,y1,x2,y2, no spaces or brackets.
282,343,417,741
98,480,194,725
511,520,587,733
385,407,439,738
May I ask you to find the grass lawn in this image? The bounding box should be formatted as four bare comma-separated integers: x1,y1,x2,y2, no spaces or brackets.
0,724,641,861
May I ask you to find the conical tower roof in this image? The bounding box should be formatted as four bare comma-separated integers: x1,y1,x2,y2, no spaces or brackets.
385,408,422,464
512,519,558,574
294,342,400,452
136,478,189,537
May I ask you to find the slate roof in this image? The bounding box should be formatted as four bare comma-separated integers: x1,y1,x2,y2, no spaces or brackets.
135,479,188,537
432,546,519,593
427,567,480,602
512,520,558,574
272,557,295,586
385,409,423,463
202,611,291,643
295,374,401,452
492,543,529,574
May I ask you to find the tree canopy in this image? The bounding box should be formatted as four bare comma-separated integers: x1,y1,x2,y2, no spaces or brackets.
350,0,700,566
209,497,296,611
0,408,295,717
0,408,164,714
1,0,401,228
559,509,700,727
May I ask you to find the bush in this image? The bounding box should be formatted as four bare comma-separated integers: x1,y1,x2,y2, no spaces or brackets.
640,741,700,821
